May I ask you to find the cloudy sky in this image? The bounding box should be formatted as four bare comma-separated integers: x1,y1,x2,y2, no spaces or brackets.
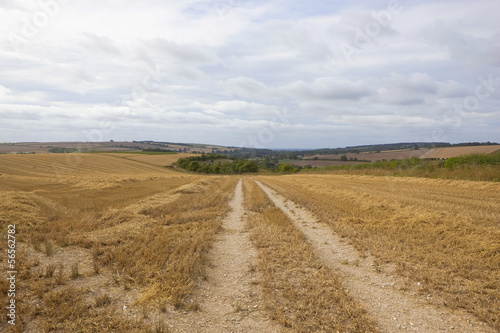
1,0,499,148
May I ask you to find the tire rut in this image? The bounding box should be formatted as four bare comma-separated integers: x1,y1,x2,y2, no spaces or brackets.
172,179,280,332
255,180,494,333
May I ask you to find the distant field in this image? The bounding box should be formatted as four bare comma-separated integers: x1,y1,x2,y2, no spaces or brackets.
0,153,184,189
428,145,500,159
305,145,500,162
0,142,139,154
305,149,433,162
0,144,50,154
0,141,230,154
104,152,199,167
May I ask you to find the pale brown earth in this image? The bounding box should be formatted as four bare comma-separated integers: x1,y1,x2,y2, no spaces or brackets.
255,180,495,333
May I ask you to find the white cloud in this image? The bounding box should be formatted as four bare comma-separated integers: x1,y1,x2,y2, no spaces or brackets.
0,85,11,99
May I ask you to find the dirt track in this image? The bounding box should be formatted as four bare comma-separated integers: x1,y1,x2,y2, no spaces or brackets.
165,178,494,332
168,179,279,332
255,180,494,333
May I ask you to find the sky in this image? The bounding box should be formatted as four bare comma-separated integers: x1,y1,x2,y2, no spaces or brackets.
0,0,499,149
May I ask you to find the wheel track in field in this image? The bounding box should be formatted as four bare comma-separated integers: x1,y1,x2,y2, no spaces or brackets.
255,180,494,333
170,179,279,332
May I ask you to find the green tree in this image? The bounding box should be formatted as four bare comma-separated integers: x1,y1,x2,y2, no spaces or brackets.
187,161,200,172
278,163,295,173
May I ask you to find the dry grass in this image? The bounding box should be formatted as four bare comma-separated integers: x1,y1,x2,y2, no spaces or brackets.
104,153,199,167
428,145,500,159
0,153,237,331
242,179,378,332
257,174,500,330
0,154,200,247
3,151,497,331
26,287,148,332
306,148,432,162
242,178,274,213
108,176,237,306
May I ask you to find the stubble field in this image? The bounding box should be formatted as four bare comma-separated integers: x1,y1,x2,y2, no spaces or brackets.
304,145,500,162
0,154,498,332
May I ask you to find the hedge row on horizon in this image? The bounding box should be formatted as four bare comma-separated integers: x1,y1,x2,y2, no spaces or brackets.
176,154,259,174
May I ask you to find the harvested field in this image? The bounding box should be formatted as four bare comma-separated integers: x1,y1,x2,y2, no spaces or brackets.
256,174,500,331
305,149,433,162
243,179,378,332
103,153,199,167
0,141,229,154
0,153,498,332
304,145,500,162
428,145,500,159
0,154,228,332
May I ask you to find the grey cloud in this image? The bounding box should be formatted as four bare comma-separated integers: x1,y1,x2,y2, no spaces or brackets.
264,20,332,61
286,77,371,100
144,38,218,65
383,73,438,95
221,76,274,99
423,23,500,67
80,33,120,55
375,73,438,105
211,100,282,118
436,80,469,98
0,107,43,120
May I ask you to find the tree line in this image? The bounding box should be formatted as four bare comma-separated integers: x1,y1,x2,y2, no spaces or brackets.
176,154,259,174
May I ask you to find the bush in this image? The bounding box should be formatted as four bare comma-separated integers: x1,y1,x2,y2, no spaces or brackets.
187,161,200,171
142,148,176,153
444,153,500,169
49,147,78,153
177,155,259,174
277,163,296,173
